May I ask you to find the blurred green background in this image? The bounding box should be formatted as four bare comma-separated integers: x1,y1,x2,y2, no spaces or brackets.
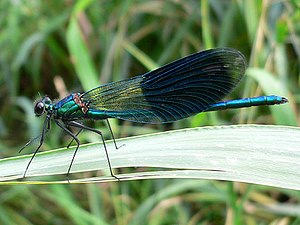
0,0,299,224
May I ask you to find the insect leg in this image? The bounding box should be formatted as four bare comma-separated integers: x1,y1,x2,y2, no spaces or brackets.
66,121,120,181
23,114,51,178
19,134,42,153
54,120,80,181
106,119,124,150
66,128,83,148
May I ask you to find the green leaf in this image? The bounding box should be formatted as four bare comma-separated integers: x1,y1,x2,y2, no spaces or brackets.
201,0,214,48
66,7,98,91
1,125,300,190
122,40,159,71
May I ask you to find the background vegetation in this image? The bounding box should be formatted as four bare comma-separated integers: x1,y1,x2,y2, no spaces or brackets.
0,0,299,224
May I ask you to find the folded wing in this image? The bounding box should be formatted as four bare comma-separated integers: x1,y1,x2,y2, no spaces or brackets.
81,48,246,123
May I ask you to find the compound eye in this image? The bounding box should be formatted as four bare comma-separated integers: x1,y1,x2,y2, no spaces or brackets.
34,101,45,116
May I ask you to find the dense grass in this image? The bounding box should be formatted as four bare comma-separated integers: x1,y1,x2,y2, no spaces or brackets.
0,0,299,224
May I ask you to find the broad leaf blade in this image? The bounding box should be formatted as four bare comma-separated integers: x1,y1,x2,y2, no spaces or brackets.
1,125,299,190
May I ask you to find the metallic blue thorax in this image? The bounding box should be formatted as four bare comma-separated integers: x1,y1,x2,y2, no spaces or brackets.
52,93,108,121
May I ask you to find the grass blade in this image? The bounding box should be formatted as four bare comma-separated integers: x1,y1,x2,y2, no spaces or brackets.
1,125,299,190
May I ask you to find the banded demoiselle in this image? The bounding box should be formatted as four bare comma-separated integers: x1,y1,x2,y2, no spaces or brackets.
21,48,288,180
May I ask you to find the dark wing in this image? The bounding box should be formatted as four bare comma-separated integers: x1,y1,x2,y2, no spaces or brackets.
81,48,246,123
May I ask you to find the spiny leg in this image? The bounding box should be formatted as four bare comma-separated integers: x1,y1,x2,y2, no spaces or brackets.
66,128,83,148
106,119,125,150
19,134,42,153
55,120,80,182
23,114,51,178
67,120,122,150
66,121,120,181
